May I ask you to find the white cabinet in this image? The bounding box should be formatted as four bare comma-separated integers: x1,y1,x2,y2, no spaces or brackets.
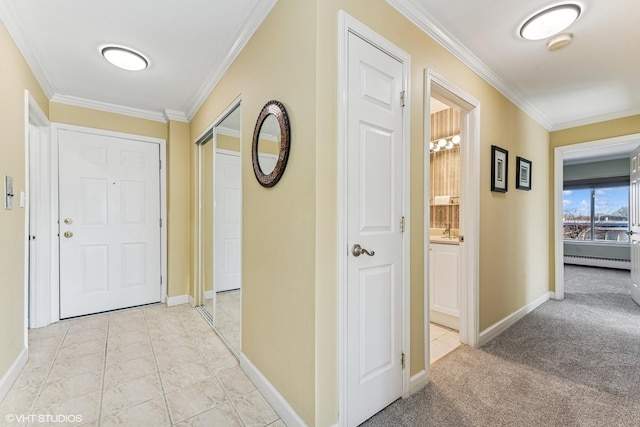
429,243,460,330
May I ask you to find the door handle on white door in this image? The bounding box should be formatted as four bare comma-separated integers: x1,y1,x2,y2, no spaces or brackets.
352,244,375,257
63,231,73,238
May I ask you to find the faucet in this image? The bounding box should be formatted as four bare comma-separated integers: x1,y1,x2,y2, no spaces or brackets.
443,224,451,239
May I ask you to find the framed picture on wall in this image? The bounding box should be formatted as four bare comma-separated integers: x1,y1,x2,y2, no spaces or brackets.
491,145,508,193
516,156,532,191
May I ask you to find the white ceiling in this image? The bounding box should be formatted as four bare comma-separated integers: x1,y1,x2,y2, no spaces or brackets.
389,0,640,132
1,0,638,139
0,0,276,122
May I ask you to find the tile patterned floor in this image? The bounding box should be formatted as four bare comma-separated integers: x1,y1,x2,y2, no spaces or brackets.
0,304,284,427
429,323,460,364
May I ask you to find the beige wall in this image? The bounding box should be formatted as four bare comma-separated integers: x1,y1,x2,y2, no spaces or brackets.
218,134,240,152
190,1,552,424
167,120,191,298
190,0,317,424
0,20,48,383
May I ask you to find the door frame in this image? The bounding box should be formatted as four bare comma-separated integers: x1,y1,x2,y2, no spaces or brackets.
338,11,411,425
424,71,481,364
49,123,167,323
553,133,640,300
24,91,50,336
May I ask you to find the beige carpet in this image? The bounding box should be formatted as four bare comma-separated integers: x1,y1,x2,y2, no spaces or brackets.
362,265,640,426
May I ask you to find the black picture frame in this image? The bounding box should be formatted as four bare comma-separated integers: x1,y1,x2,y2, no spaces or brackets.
516,156,532,191
491,145,508,193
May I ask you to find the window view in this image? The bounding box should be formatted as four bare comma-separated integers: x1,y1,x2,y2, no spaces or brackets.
563,184,629,242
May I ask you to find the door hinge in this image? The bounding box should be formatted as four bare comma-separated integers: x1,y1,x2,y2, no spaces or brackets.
401,216,405,232
159,218,162,227
160,276,163,285
401,353,405,370
159,160,162,170
400,90,406,107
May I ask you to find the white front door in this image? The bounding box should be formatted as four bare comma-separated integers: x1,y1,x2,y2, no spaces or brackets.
59,129,161,318
630,146,640,306
215,151,241,292
346,32,405,426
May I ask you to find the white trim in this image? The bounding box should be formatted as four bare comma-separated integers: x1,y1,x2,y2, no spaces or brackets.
409,370,428,395
424,71,481,357
552,107,640,131
478,291,551,346
0,347,28,402
239,353,306,427
338,11,411,426
217,127,241,139
25,91,51,332
23,93,30,347
386,0,553,131
166,294,189,307
188,294,196,308
554,132,640,300
49,123,168,321
185,1,276,120
51,94,167,123
163,109,189,123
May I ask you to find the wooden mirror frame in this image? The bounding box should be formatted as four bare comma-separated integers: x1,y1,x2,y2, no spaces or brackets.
252,100,290,187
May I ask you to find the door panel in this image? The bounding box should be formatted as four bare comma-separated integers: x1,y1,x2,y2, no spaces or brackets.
59,129,161,318
347,32,404,426
215,152,241,293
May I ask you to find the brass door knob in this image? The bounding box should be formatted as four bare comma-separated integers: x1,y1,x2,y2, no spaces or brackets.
63,231,73,238
64,218,73,225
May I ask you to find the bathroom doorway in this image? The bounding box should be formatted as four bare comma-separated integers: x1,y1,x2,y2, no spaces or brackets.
425,71,480,368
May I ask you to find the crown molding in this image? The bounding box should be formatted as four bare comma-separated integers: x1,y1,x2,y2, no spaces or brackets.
551,107,640,131
51,94,167,123
185,0,277,121
0,2,54,98
163,109,189,123
386,0,554,131
217,127,241,138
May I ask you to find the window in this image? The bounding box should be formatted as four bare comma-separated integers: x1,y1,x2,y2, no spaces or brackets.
563,183,629,242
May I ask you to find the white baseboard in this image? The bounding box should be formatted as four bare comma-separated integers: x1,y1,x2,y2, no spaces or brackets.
204,290,214,300
0,347,28,402
188,294,196,307
239,353,307,427
479,291,551,346
409,369,427,395
166,294,189,307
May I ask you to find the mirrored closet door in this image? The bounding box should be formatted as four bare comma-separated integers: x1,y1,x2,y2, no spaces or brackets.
197,102,242,354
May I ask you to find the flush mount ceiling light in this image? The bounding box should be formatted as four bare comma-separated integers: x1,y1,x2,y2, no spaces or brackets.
520,4,581,40
101,46,149,71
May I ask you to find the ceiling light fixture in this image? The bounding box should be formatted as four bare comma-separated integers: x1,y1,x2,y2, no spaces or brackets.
520,4,581,41
101,46,149,71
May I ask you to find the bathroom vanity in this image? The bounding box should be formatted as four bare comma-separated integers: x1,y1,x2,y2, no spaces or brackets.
429,236,460,330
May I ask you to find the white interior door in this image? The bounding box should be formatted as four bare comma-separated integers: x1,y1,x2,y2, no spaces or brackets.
346,32,405,426
215,151,241,293
630,146,640,306
59,129,161,318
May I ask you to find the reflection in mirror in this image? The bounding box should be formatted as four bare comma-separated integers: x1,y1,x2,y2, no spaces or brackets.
200,138,214,320
213,105,242,353
256,115,280,175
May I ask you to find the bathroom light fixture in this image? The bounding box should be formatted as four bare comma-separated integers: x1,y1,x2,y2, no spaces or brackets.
430,134,461,153
101,46,149,71
520,4,581,40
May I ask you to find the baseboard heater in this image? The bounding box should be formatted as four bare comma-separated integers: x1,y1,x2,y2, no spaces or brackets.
564,255,630,270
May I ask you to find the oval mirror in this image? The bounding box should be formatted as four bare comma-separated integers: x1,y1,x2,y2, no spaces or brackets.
252,100,290,187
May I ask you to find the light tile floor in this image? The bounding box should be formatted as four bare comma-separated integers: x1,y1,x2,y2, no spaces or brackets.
429,323,461,364
215,290,241,353
0,303,284,427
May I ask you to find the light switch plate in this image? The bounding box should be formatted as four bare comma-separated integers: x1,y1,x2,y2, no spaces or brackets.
4,175,13,210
